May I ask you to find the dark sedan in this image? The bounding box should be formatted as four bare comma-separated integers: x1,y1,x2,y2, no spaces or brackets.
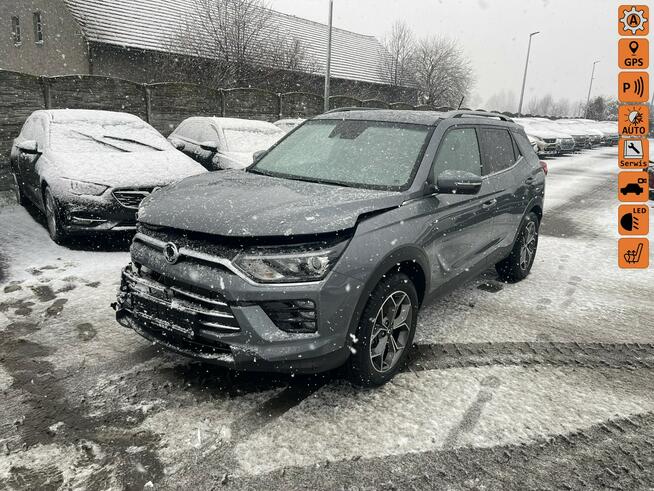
11,109,206,243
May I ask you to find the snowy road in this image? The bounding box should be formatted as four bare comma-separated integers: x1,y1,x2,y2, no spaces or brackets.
2,146,654,490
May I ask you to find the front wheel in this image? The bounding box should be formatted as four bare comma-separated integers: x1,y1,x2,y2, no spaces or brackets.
43,186,68,244
348,272,418,387
11,172,27,206
496,212,539,282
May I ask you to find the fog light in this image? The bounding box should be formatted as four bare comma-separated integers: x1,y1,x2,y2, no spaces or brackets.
259,300,317,333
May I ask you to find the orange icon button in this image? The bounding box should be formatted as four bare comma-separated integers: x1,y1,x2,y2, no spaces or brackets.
618,71,649,102
618,204,649,235
618,171,650,202
618,238,649,269
618,38,649,69
619,138,649,168
618,105,649,136
619,5,649,36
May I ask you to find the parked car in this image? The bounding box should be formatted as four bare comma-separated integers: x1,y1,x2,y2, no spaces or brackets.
114,110,545,387
168,117,285,170
274,118,306,133
10,109,206,243
515,118,574,156
554,120,601,148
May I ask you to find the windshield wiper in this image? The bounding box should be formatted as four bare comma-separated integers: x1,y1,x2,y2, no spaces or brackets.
70,130,129,152
102,135,166,151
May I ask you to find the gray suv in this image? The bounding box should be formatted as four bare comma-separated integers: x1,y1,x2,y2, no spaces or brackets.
114,110,545,386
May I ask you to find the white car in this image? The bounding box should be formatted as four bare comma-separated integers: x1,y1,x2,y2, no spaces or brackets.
168,117,285,170
10,109,206,243
273,118,306,133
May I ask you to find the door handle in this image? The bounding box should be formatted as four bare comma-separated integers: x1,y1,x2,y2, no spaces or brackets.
481,199,497,210
525,177,535,186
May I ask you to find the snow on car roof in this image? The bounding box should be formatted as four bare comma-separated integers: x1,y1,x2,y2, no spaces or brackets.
37,109,144,124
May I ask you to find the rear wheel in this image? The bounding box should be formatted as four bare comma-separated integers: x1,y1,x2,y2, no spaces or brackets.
348,273,418,387
11,172,27,206
43,187,68,244
496,212,539,282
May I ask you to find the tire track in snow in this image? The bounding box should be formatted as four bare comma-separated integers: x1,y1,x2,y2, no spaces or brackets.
408,341,654,372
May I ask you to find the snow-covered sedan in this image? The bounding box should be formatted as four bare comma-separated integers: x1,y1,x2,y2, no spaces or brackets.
10,109,206,243
168,117,285,170
274,118,306,133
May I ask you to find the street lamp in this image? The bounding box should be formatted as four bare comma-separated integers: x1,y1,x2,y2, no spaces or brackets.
584,60,600,117
323,0,334,112
517,31,540,116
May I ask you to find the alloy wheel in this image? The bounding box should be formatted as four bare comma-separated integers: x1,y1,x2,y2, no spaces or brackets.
519,221,537,271
369,291,412,373
45,190,58,237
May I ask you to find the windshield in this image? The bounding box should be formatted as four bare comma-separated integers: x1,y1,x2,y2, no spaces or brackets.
223,128,283,153
49,120,170,153
250,119,432,190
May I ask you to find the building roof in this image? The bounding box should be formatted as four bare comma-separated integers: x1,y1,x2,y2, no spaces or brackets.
63,0,389,85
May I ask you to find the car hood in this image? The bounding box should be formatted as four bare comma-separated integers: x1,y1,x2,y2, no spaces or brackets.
524,128,561,139
48,150,206,188
138,170,404,237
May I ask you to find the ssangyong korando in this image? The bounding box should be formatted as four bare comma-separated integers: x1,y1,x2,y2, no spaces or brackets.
114,110,545,386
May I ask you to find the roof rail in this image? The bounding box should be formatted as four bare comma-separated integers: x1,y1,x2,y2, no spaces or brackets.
323,106,377,114
450,111,513,122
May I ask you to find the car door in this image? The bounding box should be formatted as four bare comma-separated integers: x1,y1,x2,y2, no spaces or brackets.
423,125,498,281
477,126,522,253
16,116,44,203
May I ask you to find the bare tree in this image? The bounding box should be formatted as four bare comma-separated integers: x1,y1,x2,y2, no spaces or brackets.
379,21,416,88
412,36,474,107
485,89,517,113
171,0,315,87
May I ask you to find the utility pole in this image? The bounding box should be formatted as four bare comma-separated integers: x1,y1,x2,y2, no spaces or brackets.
323,0,334,112
517,31,540,116
585,60,600,117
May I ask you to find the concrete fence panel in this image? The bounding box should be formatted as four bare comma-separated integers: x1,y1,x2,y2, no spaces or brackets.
223,88,280,122
148,83,223,135
0,70,46,187
329,95,361,110
280,92,323,119
46,75,148,120
361,99,390,109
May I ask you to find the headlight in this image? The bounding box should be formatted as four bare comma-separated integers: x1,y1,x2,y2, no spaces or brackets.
233,240,349,283
65,179,108,196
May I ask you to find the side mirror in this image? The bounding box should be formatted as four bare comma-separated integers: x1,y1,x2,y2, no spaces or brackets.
199,141,219,152
252,150,267,163
17,140,40,154
435,170,482,195
169,138,185,151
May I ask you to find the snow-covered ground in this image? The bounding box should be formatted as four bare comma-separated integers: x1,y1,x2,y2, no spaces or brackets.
1,146,654,489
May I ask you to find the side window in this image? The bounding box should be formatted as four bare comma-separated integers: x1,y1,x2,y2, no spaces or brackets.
32,117,47,148
478,127,516,175
174,121,200,142
199,124,219,143
20,118,35,140
511,133,522,160
431,128,481,180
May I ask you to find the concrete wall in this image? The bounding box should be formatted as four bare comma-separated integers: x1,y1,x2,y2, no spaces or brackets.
0,0,89,76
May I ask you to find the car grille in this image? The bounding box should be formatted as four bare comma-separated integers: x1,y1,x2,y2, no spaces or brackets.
122,266,240,334
136,223,243,261
561,138,575,150
113,189,152,209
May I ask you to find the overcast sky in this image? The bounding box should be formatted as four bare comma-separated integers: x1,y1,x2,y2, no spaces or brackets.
269,0,628,110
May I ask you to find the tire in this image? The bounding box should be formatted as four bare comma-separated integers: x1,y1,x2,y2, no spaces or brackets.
348,272,419,387
496,212,539,282
11,172,27,206
43,186,68,244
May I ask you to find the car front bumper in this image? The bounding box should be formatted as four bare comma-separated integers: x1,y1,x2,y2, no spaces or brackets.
57,189,149,233
113,241,363,373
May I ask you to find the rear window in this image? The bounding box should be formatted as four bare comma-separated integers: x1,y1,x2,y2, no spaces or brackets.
478,127,516,175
